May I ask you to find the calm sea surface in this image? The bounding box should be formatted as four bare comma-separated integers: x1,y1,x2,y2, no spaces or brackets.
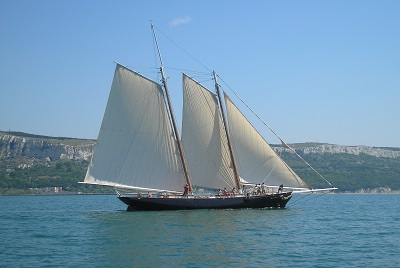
1,194,399,267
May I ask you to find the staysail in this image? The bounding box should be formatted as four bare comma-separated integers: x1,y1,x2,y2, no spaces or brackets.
181,74,236,190
84,64,185,192
224,93,308,188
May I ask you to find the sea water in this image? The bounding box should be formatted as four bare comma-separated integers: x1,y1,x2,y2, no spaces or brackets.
0,194,399,267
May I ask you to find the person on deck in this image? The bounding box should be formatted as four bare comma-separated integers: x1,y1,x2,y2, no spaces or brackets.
183,184,189,196
278,184,284,194
218,189,222,196
253,185,258,195
224,187,229,197
261,182,266,194
147,192,152,198
231,187,236,197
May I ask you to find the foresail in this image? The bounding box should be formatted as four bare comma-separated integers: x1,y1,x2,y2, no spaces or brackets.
224,93,308,188
181,74,236,190
84,64,185,192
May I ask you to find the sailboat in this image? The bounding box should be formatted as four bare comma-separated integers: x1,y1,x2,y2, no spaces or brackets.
82,24,336,211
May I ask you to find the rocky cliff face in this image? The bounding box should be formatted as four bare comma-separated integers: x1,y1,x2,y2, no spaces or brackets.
274,143,400,158
0,133,95,161
273,143,400,158
306,144,400,158
1,133,399,162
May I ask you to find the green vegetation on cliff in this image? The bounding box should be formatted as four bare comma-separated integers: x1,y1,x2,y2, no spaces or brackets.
1,131,399,194
2,152,399,194
280,151,400,192
0,158,113,195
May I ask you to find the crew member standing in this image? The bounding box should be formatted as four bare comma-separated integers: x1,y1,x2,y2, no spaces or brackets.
278,184,284,194
183,184,189,196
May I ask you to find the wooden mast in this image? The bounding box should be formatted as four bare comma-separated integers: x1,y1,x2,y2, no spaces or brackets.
213,71,241,191
151,22,192,192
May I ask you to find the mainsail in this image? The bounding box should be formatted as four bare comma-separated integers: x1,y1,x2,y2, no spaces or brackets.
84,64,185,192
181,74,236,190
224,93,308,188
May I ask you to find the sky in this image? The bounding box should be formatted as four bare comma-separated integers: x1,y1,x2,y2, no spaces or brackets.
1,1,399,147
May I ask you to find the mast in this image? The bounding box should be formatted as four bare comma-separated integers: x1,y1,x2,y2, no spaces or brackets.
151,22,192,191
213,71,241,191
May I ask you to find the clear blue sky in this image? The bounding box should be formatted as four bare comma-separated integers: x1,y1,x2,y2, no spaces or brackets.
1,1,399,147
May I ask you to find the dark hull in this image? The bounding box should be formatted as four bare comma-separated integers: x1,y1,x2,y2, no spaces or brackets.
118,192,292,211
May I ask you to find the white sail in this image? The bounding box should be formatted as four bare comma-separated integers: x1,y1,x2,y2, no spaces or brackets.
181,74,236,190
84,64,185,192
224,93,308,188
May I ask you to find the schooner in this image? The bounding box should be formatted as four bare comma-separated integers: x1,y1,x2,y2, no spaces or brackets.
82,23,336,210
